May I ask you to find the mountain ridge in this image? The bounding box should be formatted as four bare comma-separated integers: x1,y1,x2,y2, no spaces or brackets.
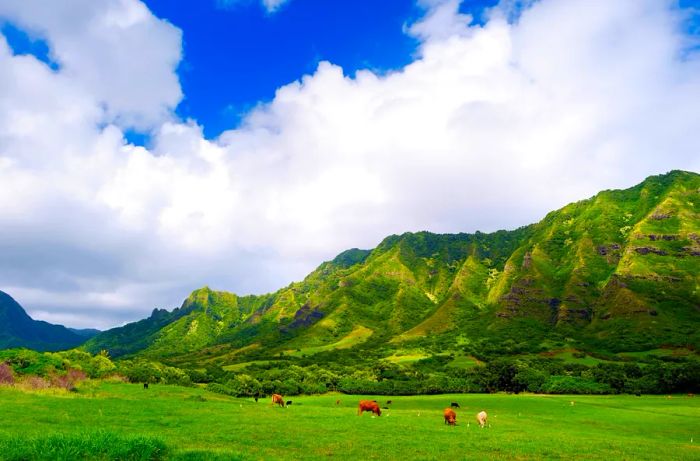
0,290,89,351
81,170,700,365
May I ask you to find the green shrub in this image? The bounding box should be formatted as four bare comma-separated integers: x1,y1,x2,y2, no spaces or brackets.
542,375,613,394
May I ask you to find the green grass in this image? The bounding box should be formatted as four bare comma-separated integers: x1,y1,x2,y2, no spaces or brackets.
0,431,168,461
0,382,698,460
222,360,281,372
543,350,607,366
618,348,694,359
384,352,430,364
447,354,481,368
283,325,373,357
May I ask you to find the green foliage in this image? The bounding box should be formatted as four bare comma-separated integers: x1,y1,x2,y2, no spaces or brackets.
0,348,119,380
541,376,613,394
118,359,192,386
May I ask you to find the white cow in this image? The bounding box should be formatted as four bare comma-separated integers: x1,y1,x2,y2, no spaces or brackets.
476,410,488,428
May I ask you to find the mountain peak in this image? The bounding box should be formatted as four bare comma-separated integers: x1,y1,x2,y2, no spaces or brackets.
82,170,700,361
0,290,87,351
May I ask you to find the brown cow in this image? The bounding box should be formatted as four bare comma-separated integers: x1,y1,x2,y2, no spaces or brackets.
357,400,381,416
271,393,285,407
444,408,457,426
476,410,488,428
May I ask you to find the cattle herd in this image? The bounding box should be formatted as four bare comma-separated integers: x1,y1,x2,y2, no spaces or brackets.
268,394,489,427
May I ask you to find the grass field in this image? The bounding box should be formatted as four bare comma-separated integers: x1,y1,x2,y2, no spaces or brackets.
0,383,698,460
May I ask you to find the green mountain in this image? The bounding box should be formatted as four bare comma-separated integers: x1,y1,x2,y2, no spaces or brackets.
84,170,700,366
0,290,88,351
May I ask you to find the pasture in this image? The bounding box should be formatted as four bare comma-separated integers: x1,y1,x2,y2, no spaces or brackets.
0,383,698,460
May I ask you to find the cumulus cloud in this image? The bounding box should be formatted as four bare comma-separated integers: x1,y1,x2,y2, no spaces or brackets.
0,0,699,328
0,0,182,130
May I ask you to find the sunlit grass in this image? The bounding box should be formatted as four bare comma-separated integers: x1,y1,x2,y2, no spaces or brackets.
1,382,698,460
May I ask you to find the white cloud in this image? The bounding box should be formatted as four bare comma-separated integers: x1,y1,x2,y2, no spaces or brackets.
0,0,182,130
0,0,699,328
218,0,290,14
262,0,289,13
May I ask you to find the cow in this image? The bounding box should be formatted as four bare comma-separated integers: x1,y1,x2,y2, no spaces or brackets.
286,400,293,406
254,396,258,403
271,394,285,407
143,383,149,389
476,411,488,428
386,400,393,405
358,400,381,416
450,402,460,408
336,399,341,405
444,408,457,426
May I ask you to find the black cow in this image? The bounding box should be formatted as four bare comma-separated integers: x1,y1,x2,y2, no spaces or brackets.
286,400,293,406
143,383,149,389
450,402,460,408
386,400,393,405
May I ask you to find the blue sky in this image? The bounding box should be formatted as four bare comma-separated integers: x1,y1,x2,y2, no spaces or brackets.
1,0,699,328
6,0,696,141
142,0,498,138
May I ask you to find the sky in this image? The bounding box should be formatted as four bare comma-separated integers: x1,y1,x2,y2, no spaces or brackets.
0,0,699,329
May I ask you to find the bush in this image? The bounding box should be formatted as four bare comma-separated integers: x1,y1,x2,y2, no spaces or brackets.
541,376,613,394
20,376,51,390
207,383,237,397
513,368,548,393
0,363,14,385
50,369,87,391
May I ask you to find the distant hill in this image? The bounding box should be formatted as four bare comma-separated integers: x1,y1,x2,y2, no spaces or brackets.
67,328,102,339
0,291,88,351
84,170,700,366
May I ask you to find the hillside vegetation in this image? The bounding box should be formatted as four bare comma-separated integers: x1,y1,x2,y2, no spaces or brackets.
82,171,700,371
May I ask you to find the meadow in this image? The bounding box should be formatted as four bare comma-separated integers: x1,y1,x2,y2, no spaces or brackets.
0,383,698,460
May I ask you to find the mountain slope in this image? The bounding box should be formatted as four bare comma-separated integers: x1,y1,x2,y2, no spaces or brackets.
85,170,700,364
0,291,88,351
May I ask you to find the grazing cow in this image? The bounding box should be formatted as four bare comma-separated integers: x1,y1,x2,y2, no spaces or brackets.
143,383,149,389
386,400,393,405
450,402,460,408
286,400,293,406
476,411,488,428
444,408,457,426
271,393,285,407
358,400,381,417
